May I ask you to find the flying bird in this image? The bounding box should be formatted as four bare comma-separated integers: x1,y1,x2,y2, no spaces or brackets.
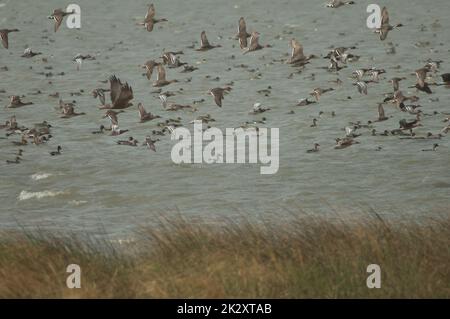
98,76,134,109
48,9,75,32
0,29,19,49
209,87,232,107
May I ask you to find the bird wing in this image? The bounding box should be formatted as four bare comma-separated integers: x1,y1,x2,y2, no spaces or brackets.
238,17,247,34
98,91,106,105
379,26,389,41
138,103,147,118
146,20,154,32
381,7,389,26
416,68,427,87
378,104,386,119
248,34,260,50
107,111,119,126
53,12,64,32
109,75,122,104
212,89,223,107
200,31,210,48
114,82,133,108
238,34,247,49
145,4,155,20
157,65,166,81
0,31,9,49
145,61,155,79
291,39,304,60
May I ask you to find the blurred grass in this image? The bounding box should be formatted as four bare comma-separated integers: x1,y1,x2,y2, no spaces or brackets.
0,213,448,298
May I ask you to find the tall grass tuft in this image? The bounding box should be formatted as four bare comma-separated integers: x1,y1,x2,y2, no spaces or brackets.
0,213,448,298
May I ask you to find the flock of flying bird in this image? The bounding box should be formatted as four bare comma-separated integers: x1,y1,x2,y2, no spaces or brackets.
1,3,450,165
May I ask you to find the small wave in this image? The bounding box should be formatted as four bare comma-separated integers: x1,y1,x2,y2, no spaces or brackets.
18,190,67,201
68,200,88,206
30,173,53,181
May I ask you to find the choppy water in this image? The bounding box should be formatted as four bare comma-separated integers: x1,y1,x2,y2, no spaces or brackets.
1,0,449,238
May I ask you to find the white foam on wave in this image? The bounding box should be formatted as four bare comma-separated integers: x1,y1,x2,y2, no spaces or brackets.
18,190,67,201
30,173,53,181
68,200,88,206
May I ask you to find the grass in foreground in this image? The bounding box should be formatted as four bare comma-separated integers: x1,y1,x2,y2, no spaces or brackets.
0,213,448,298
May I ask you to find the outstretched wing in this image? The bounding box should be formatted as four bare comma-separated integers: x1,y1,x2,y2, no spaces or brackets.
146,20,154,32
379,26,389,41
53,11,64,32
416,68,427,87
381,7,389,26
211,89,223,107
98,91,106,105
145,4,155,20
291,39,304,60
378,103,386,119
248,34,259,50
238,17,247,34
107,111,119,126
115,82,133,108
157,65,166,81
200,31,210,48
0,32,8,49
138,103,147,118
238,34,247,49
109,75,122,104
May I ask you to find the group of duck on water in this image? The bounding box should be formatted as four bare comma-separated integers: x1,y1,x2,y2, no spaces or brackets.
1,2,450,164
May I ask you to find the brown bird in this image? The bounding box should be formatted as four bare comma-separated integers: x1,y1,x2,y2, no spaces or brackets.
138,4,167,32
143,136,158,152
102,110,123,127
414,68,432,94
376,103,388,122
309,88,334,101
0,29,19,49
117,136,138,146
7,95,33,108
60,103,85,118
153,65,178,87
209,87,232,107
399,119,421,130
243,32,271,54
141,60,159,80
287,39,316,65
99,76,134,109
138,103,161,123
159,95,197,111
48,9,75,32
236,17,251,49
196,31,221,51
390,77,406,91
375,7,403,41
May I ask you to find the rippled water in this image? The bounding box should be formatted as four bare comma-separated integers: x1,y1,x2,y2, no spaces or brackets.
1,0,449,238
